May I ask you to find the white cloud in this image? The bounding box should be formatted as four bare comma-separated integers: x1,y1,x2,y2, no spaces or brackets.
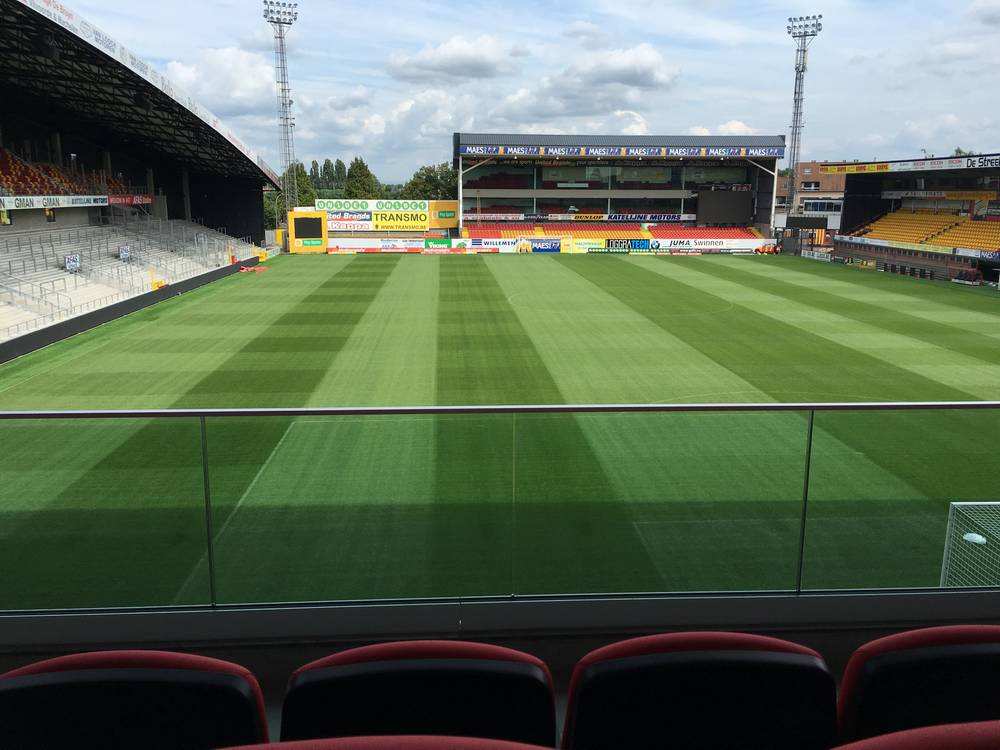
614,110,649,135
564,20,608,45
165,48,274,118
328,86,374,110
686,120,758,136
387,35,517,81
490,43,678,122
971,0,1000,25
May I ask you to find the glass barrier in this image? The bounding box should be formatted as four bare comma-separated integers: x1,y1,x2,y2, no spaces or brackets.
802,408,1000,591
0,404,996,611
0,417,209,610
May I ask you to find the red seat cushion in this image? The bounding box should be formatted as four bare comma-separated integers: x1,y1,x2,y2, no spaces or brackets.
839,626,1000,740
832,721,1000,750
225,735,553,750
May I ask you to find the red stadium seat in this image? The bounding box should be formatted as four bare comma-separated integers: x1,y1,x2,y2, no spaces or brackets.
839,626,1000,742
832,721,1000,750
0,649,268,749
224,736,554,750
562,631,837,750
280,640,556,745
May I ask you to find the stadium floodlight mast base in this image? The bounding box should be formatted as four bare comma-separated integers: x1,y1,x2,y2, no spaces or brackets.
785,14,823,218
263,0,299,221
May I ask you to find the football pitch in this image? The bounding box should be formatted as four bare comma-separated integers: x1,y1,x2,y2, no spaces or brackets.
0,253,998,610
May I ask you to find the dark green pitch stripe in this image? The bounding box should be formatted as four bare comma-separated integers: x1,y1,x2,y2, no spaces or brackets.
1,256,401,609
559,256,989,588
432,256,663,596
704,258,1000,367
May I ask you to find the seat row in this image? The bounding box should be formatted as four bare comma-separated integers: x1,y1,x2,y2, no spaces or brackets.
2,625,1000,749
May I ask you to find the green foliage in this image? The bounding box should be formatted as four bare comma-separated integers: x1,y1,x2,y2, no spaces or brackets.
344,157,381,198
262,161,318,227
320,158,335,188
334,158,347,189
400,162,458,200
953,147,978,156
308,160,320,186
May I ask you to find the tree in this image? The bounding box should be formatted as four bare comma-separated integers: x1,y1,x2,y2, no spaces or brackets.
321,158,335,189
400,162,458,200
262,161,318,228
344,157,381,198
953,147,978,156
308,160,320,187
334,159,347,190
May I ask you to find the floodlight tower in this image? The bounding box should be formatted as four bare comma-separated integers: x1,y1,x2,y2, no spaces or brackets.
263,0,299,214
785,14,823,216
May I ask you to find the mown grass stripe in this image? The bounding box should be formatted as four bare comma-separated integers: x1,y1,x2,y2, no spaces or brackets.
433,256,663,595
558,256,993,589
701,258,1000,367
0,256,402,609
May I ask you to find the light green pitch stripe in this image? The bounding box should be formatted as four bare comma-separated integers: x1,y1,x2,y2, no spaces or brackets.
307,255,438,407
224,256,438,515
484,255,922,507
0,255,355,411
484,254,762,404
735,258,1000,340
632,257,995,400
0,256,355,512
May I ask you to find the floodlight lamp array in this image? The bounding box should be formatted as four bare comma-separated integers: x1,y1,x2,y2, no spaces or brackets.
263,0,298,24
786,14,823,36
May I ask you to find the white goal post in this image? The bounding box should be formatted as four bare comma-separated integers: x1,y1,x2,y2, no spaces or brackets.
940,502,1000,587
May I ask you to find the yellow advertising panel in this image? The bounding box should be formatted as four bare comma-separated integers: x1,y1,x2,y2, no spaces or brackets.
372,210,430,232
287,210,328,253
428,200,459,229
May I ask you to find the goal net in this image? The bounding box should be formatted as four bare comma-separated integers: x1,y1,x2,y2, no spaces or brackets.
940,502,1000,587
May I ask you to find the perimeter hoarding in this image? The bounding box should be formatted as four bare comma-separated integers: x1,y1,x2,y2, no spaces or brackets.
821,153,1000,175
316,200,458,231
0,195,109,210
458,145,785,159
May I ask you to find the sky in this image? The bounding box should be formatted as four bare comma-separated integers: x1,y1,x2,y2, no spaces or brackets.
72,0,1000,183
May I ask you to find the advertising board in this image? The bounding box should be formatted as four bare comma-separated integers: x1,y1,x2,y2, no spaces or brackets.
0,195,109,211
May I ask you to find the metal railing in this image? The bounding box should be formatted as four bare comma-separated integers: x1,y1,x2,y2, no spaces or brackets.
0,401,996,614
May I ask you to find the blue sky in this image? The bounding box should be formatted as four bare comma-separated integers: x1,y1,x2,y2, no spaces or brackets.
73,0,1000,182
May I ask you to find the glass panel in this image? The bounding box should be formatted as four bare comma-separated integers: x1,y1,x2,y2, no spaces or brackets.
802,409,1000,590
0,417,208,610
208,414,514,604
512,411,809,595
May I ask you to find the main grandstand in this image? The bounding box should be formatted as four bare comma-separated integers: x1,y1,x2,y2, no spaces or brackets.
830,153,1000,282
0,0,275,343
454,133,782,252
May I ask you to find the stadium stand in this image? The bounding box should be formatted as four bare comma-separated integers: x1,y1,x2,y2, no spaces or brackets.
0,650,269,749
838,625,1000,742
0,148,59,195
924,218,1000,251
0,218,261,341
855,210,961,244
280,640,556,745
561,632,837,750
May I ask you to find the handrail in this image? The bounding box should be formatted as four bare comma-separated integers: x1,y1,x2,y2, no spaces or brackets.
0,401,997,420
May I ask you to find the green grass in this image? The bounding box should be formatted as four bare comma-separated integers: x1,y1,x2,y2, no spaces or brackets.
0,254,998,609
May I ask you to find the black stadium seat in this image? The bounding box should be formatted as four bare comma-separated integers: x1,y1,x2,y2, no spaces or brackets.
839,625,1000,742
562,631,837,750
832,721,1000,750
280,640,556,745
0,649,268,749
225,735,555,750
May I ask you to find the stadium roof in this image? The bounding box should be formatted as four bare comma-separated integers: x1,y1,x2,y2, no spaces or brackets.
2,0,279,188
457,133,786,149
